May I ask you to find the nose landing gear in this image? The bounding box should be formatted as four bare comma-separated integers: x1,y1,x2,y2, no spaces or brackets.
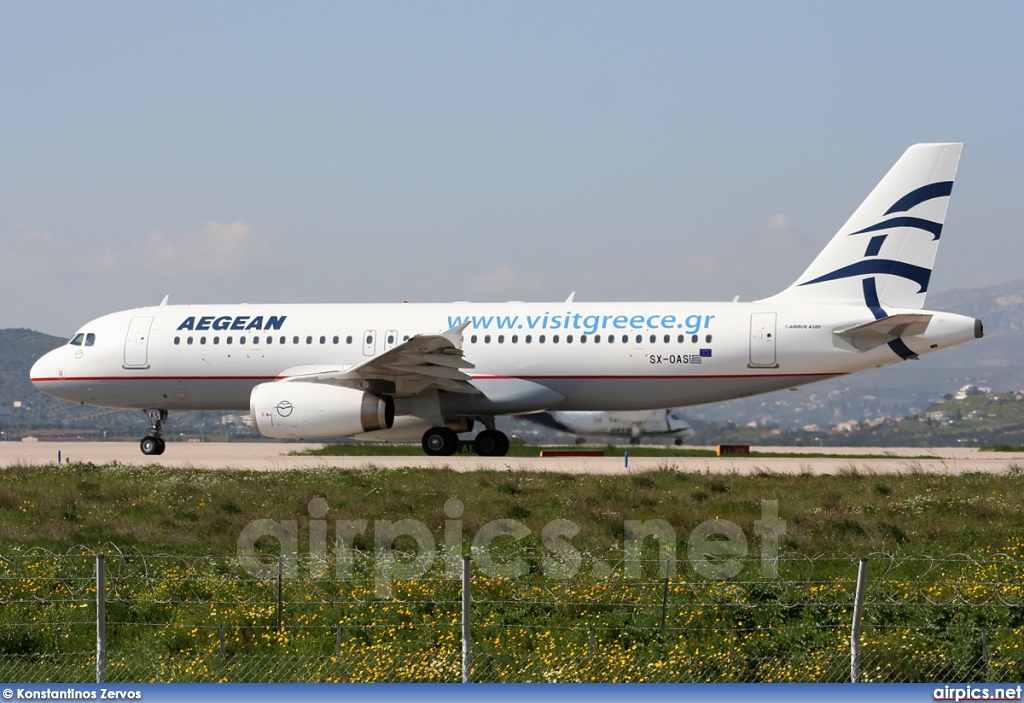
140,409,167,456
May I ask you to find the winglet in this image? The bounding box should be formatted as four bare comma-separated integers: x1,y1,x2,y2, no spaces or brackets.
565,292,576,303
441,320,472,349
159,295,169,306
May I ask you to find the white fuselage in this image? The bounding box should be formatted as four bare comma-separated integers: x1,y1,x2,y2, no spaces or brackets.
30,300,980,417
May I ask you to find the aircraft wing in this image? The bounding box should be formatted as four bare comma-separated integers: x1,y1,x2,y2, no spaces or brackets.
280,322,480,396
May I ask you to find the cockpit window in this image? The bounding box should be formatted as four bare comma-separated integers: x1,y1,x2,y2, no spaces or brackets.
69,333,85,346
84,333,96,347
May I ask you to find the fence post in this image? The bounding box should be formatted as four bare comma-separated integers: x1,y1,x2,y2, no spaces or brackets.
277,555,283,632
589,626,595,662
850,557,868,683
96,554,106,684
462,555,471,683
660,558,670,634
981,627,988,671
219,625,225,658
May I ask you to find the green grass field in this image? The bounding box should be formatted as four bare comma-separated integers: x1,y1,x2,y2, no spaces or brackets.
1,461,1022,682
2,460,1023,556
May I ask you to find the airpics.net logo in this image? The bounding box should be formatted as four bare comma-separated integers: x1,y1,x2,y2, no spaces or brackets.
236,498,787,597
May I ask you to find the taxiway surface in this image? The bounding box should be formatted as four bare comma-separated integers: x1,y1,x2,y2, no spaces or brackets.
0,442,1021,474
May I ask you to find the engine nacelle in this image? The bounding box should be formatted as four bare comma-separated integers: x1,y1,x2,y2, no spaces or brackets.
250,382,394,439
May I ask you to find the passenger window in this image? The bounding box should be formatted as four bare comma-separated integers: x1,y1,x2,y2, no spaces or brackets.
227,336,233,344
85,333,96,347
484,335,491,344
346,335,353,344
69,333,84,346
240,336,247,345
607,335,613,344
187,337,193,345
305,336,312,344
623,335,628,343
677,335,684,343
174,337,180,345
320,336,326,344
705,334,713,343
364,335,371,345
635,335,642,344
525,335,532,343
692,335,698,343
580,335,587,344
566,335,573,343
498,335,504,343
539,335,546,343
511,335,518,343
387,334,394,345
649,334,656,343
403,335,410,341
263,336,269,345
594,335,600,343
213,337,220,345
200,337,207,345
663,334,670,343
333,336,339,344
553,335,560,344
471,335,478,344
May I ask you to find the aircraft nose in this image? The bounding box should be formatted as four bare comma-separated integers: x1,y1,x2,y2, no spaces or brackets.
30,350,60,395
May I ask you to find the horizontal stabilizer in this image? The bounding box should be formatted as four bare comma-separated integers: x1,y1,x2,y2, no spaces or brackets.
834,313,931,352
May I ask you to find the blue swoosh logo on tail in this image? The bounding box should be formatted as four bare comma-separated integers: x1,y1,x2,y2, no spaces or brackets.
800,260,931,293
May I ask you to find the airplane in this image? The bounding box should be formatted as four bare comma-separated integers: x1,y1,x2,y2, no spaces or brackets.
519,409,695,445
30,143,982,457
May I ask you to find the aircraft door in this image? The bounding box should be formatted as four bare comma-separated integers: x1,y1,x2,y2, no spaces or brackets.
363,330,377,356
749,312,777,367
124,316,154,369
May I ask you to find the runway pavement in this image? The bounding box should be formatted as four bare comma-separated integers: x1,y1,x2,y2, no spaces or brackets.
1,441,1022,474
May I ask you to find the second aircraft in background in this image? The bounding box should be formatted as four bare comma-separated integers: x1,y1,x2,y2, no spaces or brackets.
520,409,695,445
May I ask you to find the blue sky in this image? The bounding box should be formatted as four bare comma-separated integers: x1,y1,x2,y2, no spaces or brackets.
2,1,1021,335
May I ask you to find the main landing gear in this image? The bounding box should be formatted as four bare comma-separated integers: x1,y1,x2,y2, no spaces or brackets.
421,423,510,457
140,409,167,456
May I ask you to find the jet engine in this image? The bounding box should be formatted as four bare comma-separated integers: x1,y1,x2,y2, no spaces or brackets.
250,382,394,439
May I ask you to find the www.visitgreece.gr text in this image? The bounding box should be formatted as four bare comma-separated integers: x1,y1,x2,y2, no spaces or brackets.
446,311,716,335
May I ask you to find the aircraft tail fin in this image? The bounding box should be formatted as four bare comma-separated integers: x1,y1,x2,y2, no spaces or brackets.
758,143,962,310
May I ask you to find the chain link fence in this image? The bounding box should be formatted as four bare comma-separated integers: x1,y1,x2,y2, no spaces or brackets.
0,548,1021,683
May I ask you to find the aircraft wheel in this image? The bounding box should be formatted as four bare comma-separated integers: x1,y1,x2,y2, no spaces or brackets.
474,429,510,457
155,438,166,455
473,429,501,456
496,431,510,456
422,427,459,456
140,436,160,455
